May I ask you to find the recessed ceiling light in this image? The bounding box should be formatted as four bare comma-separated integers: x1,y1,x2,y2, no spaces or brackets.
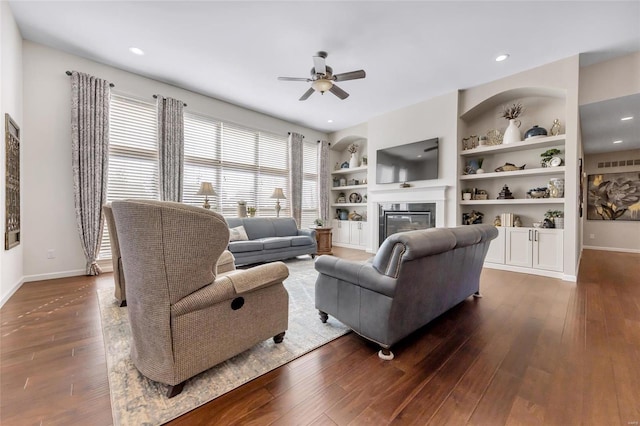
327,119,333,123
129,47,145,56
613,140,623,144
495,54,510,62
621,116,634,121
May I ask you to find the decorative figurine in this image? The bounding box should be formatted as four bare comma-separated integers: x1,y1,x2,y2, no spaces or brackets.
494,162,526,172
514,216,522,227
463,210,484,225
494,215,502,226
550,119,561,136
497,185,515,200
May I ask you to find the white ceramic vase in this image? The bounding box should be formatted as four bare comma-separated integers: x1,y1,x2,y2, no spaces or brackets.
554,218,564,229
503,119,521,144
349,153,359,168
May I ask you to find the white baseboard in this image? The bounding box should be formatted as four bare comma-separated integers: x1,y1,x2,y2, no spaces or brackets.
0,277,25,308
582,245,640,254
483,262,568,281
23,268,86,283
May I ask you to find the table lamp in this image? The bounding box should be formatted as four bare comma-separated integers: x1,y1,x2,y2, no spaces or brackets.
196,182,217,209
270,187,286,217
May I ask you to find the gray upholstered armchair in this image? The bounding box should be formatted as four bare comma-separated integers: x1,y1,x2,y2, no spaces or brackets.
103,203,237,307
111,199,289,398
314,224,498,359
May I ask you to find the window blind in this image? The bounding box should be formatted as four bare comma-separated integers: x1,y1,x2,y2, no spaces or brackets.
99,94,157,259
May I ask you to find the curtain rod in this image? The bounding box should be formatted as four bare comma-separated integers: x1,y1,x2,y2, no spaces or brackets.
65,71,115,88
153,94,187,107
317,140,330,145
287,132,305,138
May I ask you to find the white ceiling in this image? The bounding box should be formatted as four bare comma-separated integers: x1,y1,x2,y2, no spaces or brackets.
580,94,640,155
8,1,640,136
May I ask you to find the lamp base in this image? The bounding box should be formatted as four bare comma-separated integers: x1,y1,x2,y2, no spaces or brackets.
202,197,211,209
275,200,281,217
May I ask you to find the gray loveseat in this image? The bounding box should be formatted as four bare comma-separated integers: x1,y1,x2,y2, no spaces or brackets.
226,217,317,266
314,224,498,359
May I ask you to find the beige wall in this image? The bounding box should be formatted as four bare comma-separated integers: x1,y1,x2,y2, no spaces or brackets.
21,41,327,281
1,2,24,306
583,149,640,253
579,52,640,106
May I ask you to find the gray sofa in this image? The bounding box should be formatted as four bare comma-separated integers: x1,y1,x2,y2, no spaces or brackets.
314,224,498,359
225,217,317,266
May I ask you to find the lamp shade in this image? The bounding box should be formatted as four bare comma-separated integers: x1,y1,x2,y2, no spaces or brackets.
312,79,333,93
271,187,286,199
196,182,217,196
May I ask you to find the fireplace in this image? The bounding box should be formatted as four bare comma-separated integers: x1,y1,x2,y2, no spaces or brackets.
379,203,436,246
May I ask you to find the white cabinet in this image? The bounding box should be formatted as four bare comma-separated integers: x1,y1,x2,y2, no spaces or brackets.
332,220,350,244
332,220,368,250
485,226,506,264
349,221,369,248
505,227,563,272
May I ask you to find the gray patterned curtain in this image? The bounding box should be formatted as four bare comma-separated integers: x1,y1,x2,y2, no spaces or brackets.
288,132,304,227
318,140,331,224
70,71,111,275
157,96,184,202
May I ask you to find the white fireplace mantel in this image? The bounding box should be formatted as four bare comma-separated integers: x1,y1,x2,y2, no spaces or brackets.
367,185,449,250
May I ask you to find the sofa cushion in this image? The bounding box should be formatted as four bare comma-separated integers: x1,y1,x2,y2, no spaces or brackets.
228,240,263,253
273,218,299,237
242,218,276,240
229,225,249,242
290,235,315,247
260,237,291,250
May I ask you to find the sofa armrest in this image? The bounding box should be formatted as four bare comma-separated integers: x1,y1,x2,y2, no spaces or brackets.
172,262,289,316
315,255,397,298
297,228,316,239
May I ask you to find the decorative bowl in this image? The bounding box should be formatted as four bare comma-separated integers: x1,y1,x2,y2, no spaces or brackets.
533,222,542,228
529,190,546,198
524,125,548,139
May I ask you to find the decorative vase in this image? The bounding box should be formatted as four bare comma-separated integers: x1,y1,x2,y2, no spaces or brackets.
554,218,564,229
349,153,359,168
237,201,247,218
503,119,521,144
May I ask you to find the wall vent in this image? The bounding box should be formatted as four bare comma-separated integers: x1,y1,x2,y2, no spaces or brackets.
597,158,640,168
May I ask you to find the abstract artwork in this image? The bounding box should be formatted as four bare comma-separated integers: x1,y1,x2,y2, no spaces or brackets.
5,114,20,249
587,172,640,221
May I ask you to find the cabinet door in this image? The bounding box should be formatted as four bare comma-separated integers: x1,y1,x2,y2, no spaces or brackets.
332,220,350,244
359,222,369,249
349,221,369,248
533,229,563,272
485,226,505,264
505,227,533,268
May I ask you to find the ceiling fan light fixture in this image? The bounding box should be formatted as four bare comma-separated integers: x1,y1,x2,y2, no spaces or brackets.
312,79,333,93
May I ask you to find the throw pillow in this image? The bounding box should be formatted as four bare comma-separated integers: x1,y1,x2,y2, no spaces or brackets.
229,225,249,242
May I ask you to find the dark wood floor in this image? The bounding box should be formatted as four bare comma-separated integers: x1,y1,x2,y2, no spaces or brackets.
1,248,639,425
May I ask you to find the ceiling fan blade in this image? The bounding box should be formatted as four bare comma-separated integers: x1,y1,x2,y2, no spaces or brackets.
313,54,326,76
278,76,311,82
329,84,349,100
299,87,315,101
334,70,366,82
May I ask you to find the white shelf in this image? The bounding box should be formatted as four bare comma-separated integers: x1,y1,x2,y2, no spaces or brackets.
331,184,368,191
460,198,565,205
331,166,368,175
460,134,565,157
331,203,368,207
460,166,565,181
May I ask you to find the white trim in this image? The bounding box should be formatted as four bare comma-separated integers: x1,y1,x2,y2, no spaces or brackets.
482,262,571,281
23,269,86,283
582,245,640,254
0,278,25,308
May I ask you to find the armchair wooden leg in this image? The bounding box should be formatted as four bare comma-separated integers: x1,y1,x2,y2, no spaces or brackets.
473,291,483,298
119,300,127,307
273,331,286,344
318,310,328,323
167,381,185,398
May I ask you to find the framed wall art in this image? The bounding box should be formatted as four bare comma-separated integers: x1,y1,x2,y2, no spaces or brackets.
5,113,20,249
587,171,640,221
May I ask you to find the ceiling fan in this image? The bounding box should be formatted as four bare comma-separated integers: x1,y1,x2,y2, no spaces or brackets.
278,51,366,101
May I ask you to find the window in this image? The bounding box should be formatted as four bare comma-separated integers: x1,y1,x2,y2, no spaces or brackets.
183,113,291,219
99,94,157,259
301,140,319,228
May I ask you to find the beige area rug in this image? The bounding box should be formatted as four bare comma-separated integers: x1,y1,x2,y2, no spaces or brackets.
98,258,350,425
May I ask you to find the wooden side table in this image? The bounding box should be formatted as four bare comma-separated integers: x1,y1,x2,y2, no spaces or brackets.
313,227,333,256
